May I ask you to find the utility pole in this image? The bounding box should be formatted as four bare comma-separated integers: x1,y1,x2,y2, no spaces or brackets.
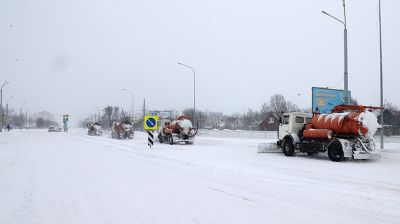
322,0,349,105
25,111,28,128
1,81,10,132
142,99,146,131
178,62,196,117
379,0,384,149
122,88,134,124
143,99,146,116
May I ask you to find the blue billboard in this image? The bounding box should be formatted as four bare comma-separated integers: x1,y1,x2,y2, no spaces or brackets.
312,87,351,113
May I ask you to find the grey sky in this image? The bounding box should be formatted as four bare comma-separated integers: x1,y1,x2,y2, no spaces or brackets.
1,0,399,122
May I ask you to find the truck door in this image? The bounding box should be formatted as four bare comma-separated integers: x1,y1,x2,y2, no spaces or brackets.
291,116,306,135
279,115,290,140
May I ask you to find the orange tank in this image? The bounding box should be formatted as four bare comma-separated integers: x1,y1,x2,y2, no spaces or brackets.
303,129,333,139
311,112,368,136
163,120,181,135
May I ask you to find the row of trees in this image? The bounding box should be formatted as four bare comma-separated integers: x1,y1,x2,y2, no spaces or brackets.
80,106,143,130
80,94,400,133
379,101,400,135
79,94,297,131
182,94,303,130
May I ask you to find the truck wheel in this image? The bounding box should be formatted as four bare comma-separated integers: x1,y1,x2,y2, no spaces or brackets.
282,139,295,157
328,140,344,162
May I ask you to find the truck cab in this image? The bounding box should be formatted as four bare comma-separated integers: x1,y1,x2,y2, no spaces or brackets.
278,112,312,141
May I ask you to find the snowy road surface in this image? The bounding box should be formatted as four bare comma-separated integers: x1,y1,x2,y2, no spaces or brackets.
1,129,400,224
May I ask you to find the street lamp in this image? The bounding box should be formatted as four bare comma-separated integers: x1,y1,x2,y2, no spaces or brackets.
378,0,384,149
122,88,134,123
0,80,10,132
322,0,349,105
178,62,196,117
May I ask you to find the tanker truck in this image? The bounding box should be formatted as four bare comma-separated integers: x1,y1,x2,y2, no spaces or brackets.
158,116,198,145
258,105,382,162
111,121,134,139
87,122,103,136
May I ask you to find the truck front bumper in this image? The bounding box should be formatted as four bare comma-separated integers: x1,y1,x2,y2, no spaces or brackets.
353,151,380,160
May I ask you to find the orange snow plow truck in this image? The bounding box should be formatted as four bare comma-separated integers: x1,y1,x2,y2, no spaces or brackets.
258,105,383,162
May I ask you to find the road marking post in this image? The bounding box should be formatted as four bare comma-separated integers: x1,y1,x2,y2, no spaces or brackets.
147,130,154,148
144,115,158,148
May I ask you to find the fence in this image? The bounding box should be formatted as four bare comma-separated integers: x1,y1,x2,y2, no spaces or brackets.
198,129,277,139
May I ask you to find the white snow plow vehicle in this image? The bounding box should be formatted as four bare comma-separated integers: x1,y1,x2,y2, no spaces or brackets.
258,105,382,162
158,116,198,145
87,122,103,136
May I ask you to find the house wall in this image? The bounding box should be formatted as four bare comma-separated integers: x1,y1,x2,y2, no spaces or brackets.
259,114,280,131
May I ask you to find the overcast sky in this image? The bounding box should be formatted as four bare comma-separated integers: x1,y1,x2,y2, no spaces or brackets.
1,0,399,123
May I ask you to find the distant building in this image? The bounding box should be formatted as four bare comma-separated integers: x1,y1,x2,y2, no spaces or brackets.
259,112,281,131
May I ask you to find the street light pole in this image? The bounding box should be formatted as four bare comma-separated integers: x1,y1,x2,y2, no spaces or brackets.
379,0,384,149
122,88,134,123
322,0,349,105
1,80,10,132
178,62,196,117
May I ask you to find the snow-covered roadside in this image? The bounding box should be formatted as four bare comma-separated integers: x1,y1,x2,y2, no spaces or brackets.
1,129,400,224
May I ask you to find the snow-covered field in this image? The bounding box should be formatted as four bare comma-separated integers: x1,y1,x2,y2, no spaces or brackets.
1,129,399,224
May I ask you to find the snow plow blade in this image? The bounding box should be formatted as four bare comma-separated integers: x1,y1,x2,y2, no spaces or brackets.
257,143,281,153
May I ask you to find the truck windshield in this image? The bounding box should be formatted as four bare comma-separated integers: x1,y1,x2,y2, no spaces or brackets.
283,115,289,124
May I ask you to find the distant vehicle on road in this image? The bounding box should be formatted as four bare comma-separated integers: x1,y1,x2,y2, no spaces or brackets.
111,121,134,139
48,126,62,132
87,122,103,136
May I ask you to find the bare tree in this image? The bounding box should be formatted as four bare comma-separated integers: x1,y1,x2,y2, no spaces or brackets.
350,97,358,105
286,101,298,112
104,106,113,127
384,100,398,112
261,94,298,114
182,108,195,117
207,112,223,129
270,94,288,112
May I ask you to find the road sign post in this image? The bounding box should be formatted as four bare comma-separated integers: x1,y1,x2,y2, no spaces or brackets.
63,114,69,132
147,130,154,148
144,115,158,148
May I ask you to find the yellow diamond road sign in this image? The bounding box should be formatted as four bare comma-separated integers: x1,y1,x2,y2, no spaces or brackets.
144,115,158,130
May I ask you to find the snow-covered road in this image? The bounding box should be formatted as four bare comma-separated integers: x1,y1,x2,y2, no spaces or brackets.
1,129,399,224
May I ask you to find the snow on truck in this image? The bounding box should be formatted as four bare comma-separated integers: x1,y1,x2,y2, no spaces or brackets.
258,105,382,162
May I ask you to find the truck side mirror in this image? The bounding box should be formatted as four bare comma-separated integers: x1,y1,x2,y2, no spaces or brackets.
279,117,282,125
